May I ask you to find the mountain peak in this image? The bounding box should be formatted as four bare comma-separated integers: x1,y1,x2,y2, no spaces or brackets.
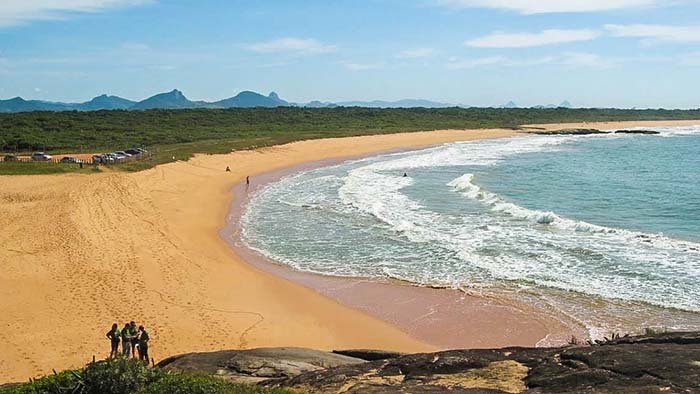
212,91,289,108
130,89,194,110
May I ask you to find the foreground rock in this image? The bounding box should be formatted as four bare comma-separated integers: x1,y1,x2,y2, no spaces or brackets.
157,347,364,384
161,332,700,393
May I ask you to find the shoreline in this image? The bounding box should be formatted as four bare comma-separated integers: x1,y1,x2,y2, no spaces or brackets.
1,120,699,383
221,147,585,349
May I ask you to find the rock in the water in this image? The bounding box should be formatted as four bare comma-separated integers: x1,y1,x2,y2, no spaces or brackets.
528,129,609,135
614,129,660,135
157,347,364,384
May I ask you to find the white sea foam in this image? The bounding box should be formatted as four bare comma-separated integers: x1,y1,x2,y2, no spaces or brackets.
242,129,700,324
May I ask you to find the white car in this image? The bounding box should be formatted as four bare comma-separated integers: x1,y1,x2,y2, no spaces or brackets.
31,152,53,161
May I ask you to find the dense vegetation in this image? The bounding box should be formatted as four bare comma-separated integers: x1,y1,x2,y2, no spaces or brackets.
1,106,698,174
0,358,293,394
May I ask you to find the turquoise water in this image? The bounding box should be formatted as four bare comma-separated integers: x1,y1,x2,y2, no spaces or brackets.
240,126,700,337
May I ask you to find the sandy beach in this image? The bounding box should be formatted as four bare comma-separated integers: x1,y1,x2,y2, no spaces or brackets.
0,120,697,382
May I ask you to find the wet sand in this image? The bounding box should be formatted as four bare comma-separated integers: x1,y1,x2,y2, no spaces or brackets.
223,157,583,350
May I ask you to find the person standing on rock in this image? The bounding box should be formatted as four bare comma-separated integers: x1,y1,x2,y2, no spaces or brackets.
106,323,121,358
121,322,132,356
137,325,150,364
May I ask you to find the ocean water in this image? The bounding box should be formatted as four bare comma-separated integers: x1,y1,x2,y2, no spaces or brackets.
240,126,700,338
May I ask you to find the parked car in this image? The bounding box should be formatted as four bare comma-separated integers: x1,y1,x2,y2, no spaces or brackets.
92,154,114,164
3,154,18,162
114,150,132,157
31,152,52,161
104,153,119,162
111,152,127,161
60,156,82,163
124,148,142,155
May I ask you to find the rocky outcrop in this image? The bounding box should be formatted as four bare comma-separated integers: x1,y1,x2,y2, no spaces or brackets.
156,347,364,384
528,128,662,136
159,332,700,393
614,129,661,135
527,129,609,135
332,349,406,361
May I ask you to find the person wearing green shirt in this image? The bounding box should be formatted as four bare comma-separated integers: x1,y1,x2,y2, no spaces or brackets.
105,323,120,358
137,325,150,363
129,321,138,359
121,322,132,356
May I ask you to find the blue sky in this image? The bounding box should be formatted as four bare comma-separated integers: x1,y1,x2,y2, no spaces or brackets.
1,0,699,108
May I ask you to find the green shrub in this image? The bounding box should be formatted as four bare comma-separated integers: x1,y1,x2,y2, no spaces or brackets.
0,358,295,394
1,370,81,394
81,357,160,394
142,373,292,394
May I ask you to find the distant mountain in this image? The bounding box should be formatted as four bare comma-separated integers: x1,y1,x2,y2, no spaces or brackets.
211,91,288,108
131,89,198,110
301,100,337,108
501,101,518,109
335,99,453,108
78,94,135,110
0,97,74,112
0,90,467,113
533,100,574,109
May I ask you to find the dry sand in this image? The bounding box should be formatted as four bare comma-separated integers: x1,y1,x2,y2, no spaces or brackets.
1,120,697,382
0,128,512,382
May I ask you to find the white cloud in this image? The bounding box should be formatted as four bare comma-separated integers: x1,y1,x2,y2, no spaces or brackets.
434,0,659,14
465,29,600,48
396,48,436,59
0,0,152,27
605,24,700,43
447,52,616,69
245,38,337,55
559,52,616,68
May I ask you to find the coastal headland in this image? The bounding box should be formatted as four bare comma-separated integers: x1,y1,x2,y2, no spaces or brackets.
1,119,698,382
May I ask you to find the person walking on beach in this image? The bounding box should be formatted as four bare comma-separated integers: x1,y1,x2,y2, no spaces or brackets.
121,322,132,356
129,321,139,358
226,166,231,172
105,323,121,358
137,325,150,364
246,176,250,186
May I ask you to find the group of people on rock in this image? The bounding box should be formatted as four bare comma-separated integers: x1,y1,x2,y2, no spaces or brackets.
106,321,150,362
